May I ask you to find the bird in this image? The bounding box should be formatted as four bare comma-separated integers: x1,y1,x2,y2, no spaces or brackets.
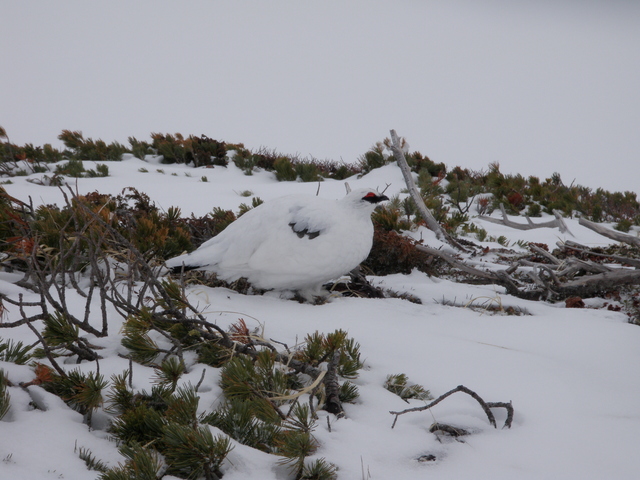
165,188,389,296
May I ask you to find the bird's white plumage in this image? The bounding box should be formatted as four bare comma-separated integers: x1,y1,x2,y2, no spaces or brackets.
166,188,387,293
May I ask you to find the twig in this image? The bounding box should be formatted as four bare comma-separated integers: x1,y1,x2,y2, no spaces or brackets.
19,295,67,377
195,368,207,392
390,384,513,429
487,401,514,429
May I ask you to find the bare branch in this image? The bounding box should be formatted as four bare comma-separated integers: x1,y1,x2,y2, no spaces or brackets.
479,204,573,236
390,384,513,429
577,217,640,248
17,295,66,377
323,351,343,417
559,240,640,268
389,129,468,251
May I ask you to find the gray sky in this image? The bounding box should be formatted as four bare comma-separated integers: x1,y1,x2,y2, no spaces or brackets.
2,0,639,193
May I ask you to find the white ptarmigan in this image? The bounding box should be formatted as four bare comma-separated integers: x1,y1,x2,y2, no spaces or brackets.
166,188,388,295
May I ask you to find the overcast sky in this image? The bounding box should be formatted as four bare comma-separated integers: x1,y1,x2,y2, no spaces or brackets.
2,1,639,193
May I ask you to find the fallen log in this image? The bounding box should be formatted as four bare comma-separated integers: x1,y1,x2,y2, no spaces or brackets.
578,217,640,248
479,204,573,236
558,268,640,297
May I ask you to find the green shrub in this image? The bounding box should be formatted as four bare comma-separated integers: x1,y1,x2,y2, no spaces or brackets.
128,136,153,160
358,144,388,174
295,161,322,182
232,150,258,174
55,159,86,177
615,219,633,232
274,157,297,181
0,370,10,421
86,163,109,177
527,203,542,217
58,130,127,160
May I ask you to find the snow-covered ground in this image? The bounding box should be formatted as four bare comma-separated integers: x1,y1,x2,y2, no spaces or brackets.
1,157,639,479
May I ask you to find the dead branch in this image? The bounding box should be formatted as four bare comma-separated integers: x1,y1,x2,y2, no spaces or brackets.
479,204,573,236
558,257,612,276
416,244,543,300
390,384,513,430
486,401,514,428
322,351,344,417
429,422,468,437
578,217,640,248
559,268,640,295
389,129,468,252
559,240,640,268
529,244,562,265
418,231,640,301
19,296,66,378
416,244,495,282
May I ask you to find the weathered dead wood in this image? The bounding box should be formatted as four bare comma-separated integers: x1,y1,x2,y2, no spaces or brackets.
390,384,513,429
416,244,543,300
527,264,640,298
529,244,562,265
416,245,494,281
429,422,468,437
559,268,640,294
323,351,344,417
479,204,573,236
389,129,468,252
558,258,612,276
578,217,640,248
558,240,640,269
419,239,640,301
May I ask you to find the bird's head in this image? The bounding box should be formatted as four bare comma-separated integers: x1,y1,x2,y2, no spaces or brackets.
343,188,389,209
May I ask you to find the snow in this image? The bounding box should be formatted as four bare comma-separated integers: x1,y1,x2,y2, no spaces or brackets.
2,158,640,479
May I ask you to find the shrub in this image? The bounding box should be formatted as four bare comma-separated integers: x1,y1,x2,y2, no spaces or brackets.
86,163,109,177
358,144,388,174
128,136,153,160
295,161,322,182
274,157,297,181
151,133,228,167
55,159,86,177
0,370,10,421
232,149,258,174
58,130,127,160
364,225,434,276
615,219,633,233
527,203,542,217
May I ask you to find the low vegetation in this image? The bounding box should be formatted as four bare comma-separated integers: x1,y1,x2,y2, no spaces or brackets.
2,126,638,227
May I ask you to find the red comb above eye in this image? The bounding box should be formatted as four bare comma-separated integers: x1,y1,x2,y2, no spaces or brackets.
364,192,377,198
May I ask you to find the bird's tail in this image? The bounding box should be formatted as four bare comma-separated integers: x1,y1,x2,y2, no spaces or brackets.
168,263,202,275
